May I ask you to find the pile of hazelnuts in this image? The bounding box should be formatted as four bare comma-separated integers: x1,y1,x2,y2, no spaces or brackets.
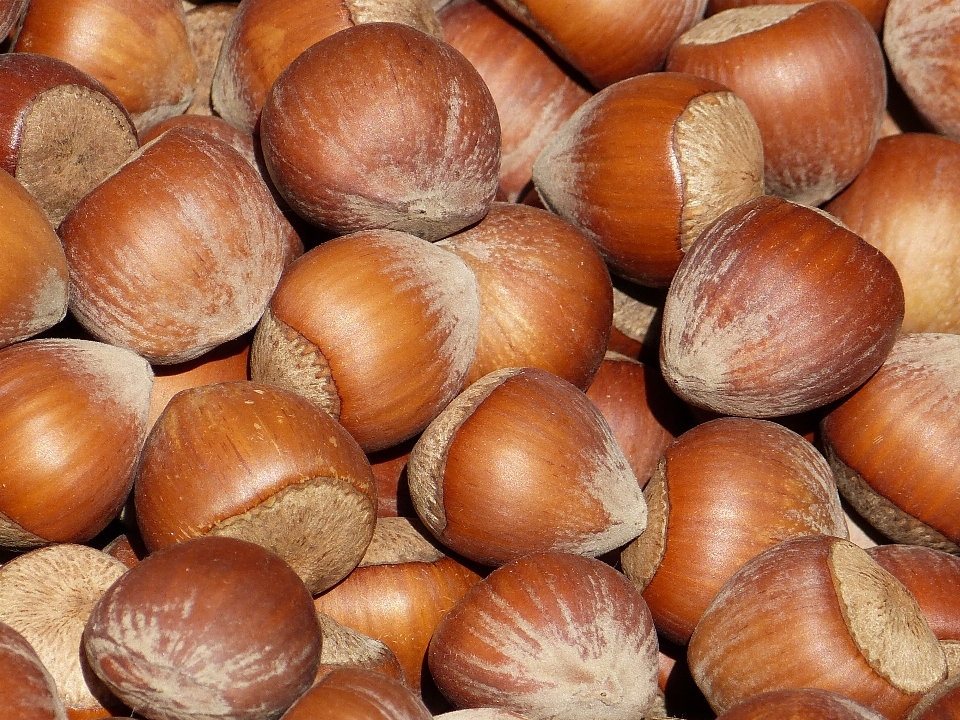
1,0,959,718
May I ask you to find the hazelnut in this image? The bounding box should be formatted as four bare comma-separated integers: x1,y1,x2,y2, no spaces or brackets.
407,366,647,566
533,71,764,287
659,195,904,418
315,613,405,687
438,201,613,390
821,333,960,552
428,551,660,719
0,620,69,720
134,380,378,595
715,688,888,720
280,667,432,720
259,22,500,242
83,536,323,720
666,0,887,206
251,228,481,453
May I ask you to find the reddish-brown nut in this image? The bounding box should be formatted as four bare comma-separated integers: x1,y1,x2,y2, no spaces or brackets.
821,333,960,553
135,380,378,595
83,536,323,720
621,417,847,645
13,0,198,131
438,0,591,201
533,71,764,287
0,0,28,38
314,613,405,687
138,113,258,168
367,438,416,518
438,202,613,390
259,22,500,242
428,551,660,719
281,667,433,720
687,535,947,719
584,351,687,486
407,367,647,566
251,229,481,453
488,0,707,89
825,133,960,334
313,517,481,694
867,544,960,676
659,195,904,418
212,0,442,133
0,338,153,549
715,688,887,720
884,0,960,141
59,127,292,365
0,544,130,718
0,52,138,226
666,0,887,206
0,621,70,720
0,168,68,349
706,0,889,33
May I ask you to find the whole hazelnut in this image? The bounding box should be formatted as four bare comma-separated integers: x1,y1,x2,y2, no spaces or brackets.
438,202,613,390
134,380,378,595
251,229,481,453
666,0,887,206
428,551,660,720
659,196,904,418
821,333,960,552
533,71,764,287
406,366,647,566
259,21,500,242
59,126,292,364
83,536,323,720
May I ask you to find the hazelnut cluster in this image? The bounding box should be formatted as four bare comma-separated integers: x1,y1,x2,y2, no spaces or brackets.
0,0,959,719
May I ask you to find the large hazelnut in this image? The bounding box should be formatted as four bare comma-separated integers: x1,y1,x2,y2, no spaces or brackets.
659,195,904,418
134,380,378,595
83,536,323,720
821,333,960,553
59,126,292,364
407,366,647,566
666,0,887,206
259,22,500,242
0,338,152,549
428,551,660,719
533,71,764,287
251,229,481,453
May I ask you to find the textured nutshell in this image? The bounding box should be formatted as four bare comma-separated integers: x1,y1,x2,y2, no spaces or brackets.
59,127,292,364
438,201,613,390
825,133,960,334
212,0,442,133
488,0,707,89
259,21,500,242
705,0,889,33
714,688,887,720
83,536,323,720
821,333,960,553
0,621,69,720
659,195,904,418
0,0,28,37
313,516,481,694
666,1,887,206
0,52,138,226
0,544,130,718
439,0,591,201
281,667,433,720
0,167,68,349
407,366,648,566
13,0,198,131
0,338,153,549
688,535,947,719
134,380,378,595
314,613,405,687
906,675,960,720
533,71,764,287
884,0,960,141
621,417,847,645
251,228,481,453
428,552,660,720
